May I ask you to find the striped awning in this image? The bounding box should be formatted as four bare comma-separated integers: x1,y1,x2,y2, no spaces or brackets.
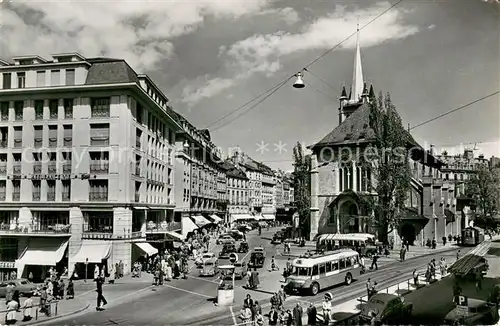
262,214,276,220
192,215,212,227
210,215,223,223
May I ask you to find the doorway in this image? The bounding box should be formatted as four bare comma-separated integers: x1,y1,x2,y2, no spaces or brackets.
400,223,416,245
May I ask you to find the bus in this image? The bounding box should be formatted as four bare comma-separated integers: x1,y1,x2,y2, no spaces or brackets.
316,233,380,256
284,249,361,296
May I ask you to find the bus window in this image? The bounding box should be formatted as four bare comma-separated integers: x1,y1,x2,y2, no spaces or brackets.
332,260,339,271
325,261,332,273
312,265,319,276
295,267,310,276
345,257,352,267
339,258,346,269
319,263,326,275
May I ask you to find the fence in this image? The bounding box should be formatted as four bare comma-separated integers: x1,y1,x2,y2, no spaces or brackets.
0,300,59,323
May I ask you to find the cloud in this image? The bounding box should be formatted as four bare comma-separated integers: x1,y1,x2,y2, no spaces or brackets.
257,7,300,25
182,76,236,105
0,0,271,71
184,2,420,104
428,24,436,29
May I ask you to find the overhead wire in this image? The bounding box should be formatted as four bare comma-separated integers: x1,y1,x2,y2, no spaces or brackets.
203,0,405,130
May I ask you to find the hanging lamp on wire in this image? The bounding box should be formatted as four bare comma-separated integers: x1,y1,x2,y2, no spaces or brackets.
293,71,305,89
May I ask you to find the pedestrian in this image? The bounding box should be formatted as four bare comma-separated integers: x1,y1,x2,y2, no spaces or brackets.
370,252,379,270
475,271,483,291
307,302,317,325
255,311,264,326
413,269,419,286
270,293,280,311
432,239,437,249
278,285,287,310
58,278,65,299
66,279,75,299
360,255,366,274
269,306,279,325
252,268,260,289
94,265,100,281
456,249,461,261
39,286,50,316
366,278,373,298
5,282,14,302
271,256,279,271
285,309,293,326
119,260,124,278
96,276,108,311
322,294,332,325
28,272,34,283
5,298,18,325
244,294,253,309
108,265,116,284
12,289,20,307
21,292,34,322
293,302,303,326
439,257,447,277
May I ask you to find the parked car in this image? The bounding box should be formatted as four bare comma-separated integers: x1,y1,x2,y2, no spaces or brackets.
202,252,217,262
219,243,237,259
0,279,37,298
199,256,218,277
271,231,285,244
217,234,235,245
359,293,412,325
444,298,499,325
238,241,249,253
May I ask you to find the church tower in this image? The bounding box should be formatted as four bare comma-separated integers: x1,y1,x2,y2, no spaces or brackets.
339,24,375,124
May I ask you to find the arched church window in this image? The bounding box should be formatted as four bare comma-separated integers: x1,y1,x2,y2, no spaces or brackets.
356,167,361,191
348,166,353,190
339,167,343,192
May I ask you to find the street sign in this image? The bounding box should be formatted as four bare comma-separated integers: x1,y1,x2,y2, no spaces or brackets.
455,295,468,306
229,253,238,264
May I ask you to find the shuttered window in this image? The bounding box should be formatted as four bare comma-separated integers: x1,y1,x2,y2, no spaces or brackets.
36,71,46,87
34,126,43,148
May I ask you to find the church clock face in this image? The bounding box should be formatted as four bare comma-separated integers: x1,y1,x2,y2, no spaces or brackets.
320,147,334,163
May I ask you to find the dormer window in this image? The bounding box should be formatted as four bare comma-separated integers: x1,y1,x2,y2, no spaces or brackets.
17,72,26,88
19,59,33,65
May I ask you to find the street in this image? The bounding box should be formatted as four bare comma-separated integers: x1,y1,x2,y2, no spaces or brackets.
41,227,467,326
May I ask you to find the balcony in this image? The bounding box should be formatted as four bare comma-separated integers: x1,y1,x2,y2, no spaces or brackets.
146,221,181,233
32,192,41,201
89,191,108,201
47,192,56,201
12,192,20,201
0,223,71,236
0,164,6,175
91,108,110,118
82,225,143,240
62,192,70,201
49,110,58,119
90,162,109,174
135,166,141,176
64,108,73,119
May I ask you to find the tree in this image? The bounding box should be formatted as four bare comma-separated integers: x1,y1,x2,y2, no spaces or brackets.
465,166,500,233
292,142,311,239
363,92,412,244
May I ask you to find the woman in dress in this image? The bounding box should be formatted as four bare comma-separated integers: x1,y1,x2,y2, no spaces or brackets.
5,298,19,325
66,279,75,299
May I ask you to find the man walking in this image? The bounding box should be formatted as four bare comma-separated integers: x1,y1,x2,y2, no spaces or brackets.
96,276,107,311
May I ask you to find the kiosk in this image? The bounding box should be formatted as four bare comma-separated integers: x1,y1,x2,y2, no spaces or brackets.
217,253,238,306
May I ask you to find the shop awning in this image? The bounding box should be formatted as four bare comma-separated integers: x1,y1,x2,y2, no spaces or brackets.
71,240,112,264
262,214,276,220
133,206,149,210
210,215,223,224
192,215,212,227
16,238,68,271
182,218,199,237
166,231,185,242
232,214,253,221
253,214,263,221
134,242,158,256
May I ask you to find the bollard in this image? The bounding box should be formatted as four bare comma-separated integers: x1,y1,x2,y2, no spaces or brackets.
55,301,58,316
407,279,410,290
35,305,38,320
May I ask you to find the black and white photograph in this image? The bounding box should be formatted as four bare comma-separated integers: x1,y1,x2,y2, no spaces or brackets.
0,0,499,325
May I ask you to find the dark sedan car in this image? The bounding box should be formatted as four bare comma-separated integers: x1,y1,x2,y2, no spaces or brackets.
359,293,412,325
219,243,237,259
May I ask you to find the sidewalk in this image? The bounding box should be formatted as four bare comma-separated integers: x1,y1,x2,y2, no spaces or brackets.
1,274,156,325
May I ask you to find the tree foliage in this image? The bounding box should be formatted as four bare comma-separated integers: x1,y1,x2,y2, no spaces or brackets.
465,166,500,232
364,92,412,244
292,142,311,239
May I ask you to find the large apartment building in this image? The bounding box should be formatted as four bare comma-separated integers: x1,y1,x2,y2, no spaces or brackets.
0,53,182,281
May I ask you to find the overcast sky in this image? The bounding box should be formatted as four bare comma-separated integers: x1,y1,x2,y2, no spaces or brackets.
1,0,498,171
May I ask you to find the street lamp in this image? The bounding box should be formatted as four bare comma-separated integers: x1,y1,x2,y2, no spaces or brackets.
293,71,305,89
183,140,190,148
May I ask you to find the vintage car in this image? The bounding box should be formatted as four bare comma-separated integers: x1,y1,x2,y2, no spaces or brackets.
238,241,249,253
219,243,237,259
199,256,218,277
443,298,499,325
216,234,235,245
249,247,266,268
359,293,413,325
229,230,245,241
233,261,248,279
0,279,37,298
271,231,285,244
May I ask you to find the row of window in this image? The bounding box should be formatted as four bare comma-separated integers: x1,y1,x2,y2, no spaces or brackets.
338,166,372,193
1,69,75,89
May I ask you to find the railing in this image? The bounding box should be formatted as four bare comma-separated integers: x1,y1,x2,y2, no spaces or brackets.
146,221,181,233
0,192,6,201
135,166,141,176
13,164,21,174
0,301,60,322
89,191,108,201
90,162,109,174
12,192,20,201
32,192,41,201
91,108,110,118
0,163,6,175
33,163,42,174
82,230,143,240
0,261,15,268
64,108,73,119
49,110,58,119
62,163,72,174
47,192,56,201
48,163,57,174
0,223,71,234
90,138,109,146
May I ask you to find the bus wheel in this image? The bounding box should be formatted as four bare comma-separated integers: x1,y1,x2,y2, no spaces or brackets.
345,273,353,285
310,282,319,296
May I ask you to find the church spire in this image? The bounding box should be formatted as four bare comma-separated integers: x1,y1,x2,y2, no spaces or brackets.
350,21,364,103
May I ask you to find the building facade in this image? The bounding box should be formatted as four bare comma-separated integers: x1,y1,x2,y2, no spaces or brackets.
225,163,250,221
308,31,459,245
173,116,223,237
216,163,229,223
0,53,182,280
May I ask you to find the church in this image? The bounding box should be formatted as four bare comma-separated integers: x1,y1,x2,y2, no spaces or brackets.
307,29,463,245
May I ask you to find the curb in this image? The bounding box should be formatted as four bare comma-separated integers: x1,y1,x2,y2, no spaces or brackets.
23,302,90,326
